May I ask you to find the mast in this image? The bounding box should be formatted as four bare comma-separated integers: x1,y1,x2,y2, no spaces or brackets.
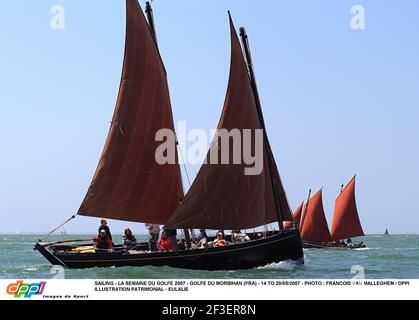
145,1,191,248
239,26,284,229
300,189,312,230
145,1,158,47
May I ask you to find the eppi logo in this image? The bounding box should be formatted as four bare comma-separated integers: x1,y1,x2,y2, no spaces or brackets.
6,280,46,298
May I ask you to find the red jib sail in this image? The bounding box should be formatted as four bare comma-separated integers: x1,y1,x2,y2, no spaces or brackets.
293,202,304,225
300,189,332,244
331,176,364,241
284,202,304,230
165,15,292,230
77,0,183,224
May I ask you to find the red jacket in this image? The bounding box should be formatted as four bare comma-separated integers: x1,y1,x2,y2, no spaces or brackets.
157,238,173,252
95,236,112,249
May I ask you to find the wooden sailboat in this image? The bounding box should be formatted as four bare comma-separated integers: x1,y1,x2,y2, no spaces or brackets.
301,177,366,249
35,0,303,270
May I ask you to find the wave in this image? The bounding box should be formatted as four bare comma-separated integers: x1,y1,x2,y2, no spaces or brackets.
353,247,371,251
258,260,297,271
24,267,38,272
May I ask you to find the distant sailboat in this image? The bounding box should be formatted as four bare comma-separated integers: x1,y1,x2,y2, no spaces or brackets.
384,228,389,236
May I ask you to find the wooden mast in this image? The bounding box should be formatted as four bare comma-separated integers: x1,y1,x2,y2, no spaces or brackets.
239,26,285,229
145,1,191,248
300,189,312,230
145,1,158,47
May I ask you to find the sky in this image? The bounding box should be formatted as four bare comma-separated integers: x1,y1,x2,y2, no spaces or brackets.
0,0,418,235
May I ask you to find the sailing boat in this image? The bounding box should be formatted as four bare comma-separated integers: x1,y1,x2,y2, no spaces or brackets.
34,0,303,270
384,228,389,236
330,176,365,247
301,177,366,249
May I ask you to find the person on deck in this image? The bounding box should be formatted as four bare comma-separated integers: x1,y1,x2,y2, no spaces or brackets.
213,232,227,247
255,232,264,239
346,239,354,247
98,219,113,241
196,229,208,248
94,229,113,250
164,229,178,251
190,229,208,249
145,223,160,252
231,230,251,244
157,231,173,252
123,228,137,249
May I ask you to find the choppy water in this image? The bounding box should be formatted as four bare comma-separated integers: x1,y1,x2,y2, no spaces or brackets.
0,235,418,279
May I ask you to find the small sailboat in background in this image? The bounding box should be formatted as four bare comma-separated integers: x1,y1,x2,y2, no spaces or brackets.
384,228,389,236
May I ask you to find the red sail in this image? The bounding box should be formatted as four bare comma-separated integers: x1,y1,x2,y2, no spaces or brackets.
284,202,303,230
331,176,364,240
300,190,332,244
293,201,304,225
165,16,292,230
77,0,183,224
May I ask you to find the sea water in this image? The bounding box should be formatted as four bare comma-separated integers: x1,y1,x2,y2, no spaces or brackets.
0,235,418,279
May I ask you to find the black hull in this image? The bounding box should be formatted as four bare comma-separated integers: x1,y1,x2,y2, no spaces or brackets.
35,229,303,270
302,241,366,250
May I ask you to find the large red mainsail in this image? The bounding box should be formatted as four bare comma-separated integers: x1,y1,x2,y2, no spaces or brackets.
300,190,332,244
165,16,292,230
331,176,364,240
77,0,183,224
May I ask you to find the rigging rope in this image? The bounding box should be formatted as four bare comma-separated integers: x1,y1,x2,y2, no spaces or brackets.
177,143,192,189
